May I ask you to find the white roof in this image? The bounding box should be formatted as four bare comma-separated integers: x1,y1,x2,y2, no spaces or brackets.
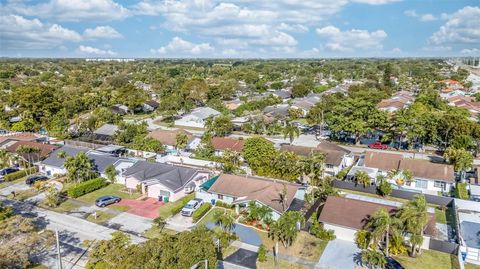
189,107,220,120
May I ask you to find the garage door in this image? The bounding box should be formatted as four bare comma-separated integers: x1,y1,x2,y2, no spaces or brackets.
324,224,357,241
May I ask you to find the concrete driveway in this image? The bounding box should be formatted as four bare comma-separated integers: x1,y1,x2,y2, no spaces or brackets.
169,213,194,228
205,222,262,247
316,239,361,269
0,181,30,196
107,212,153,235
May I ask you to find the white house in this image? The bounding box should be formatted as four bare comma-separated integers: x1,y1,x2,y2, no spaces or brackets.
174,107,220,128
196,174,305,220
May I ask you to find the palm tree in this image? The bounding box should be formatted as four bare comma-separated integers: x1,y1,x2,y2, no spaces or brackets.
365,208,398,257
175,132,188,150
396,194,429,257
0,149,14,169
282,121,300,144
16,145,41,175
213,211,236,233
361,249,387,269
301,152,326,186
355,170,371,187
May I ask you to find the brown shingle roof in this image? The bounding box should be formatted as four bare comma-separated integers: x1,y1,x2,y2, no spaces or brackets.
399,159,455,183
280,144,346,166
147,129,193,146
319,196,436,236
211,137,245,152
0,133,41,145
208,174,301,214
7,141,58,160
364,151,402,171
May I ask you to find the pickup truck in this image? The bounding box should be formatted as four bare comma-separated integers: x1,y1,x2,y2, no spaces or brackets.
181,199,203,217
368,142,388,150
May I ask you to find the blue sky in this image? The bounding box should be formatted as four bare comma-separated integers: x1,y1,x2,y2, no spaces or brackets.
0,0,479,58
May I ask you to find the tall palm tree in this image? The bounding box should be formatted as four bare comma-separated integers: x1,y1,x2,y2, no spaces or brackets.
361,249,387,269
365,208,399,257
175,132,188,150
0,149,13,169
355,170,371,187
16,145,41,175
301,152,326,186
214,211,236,233
396,194,429,257
282,121,300,144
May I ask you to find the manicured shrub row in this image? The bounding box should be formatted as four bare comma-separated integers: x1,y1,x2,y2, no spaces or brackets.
192,203,212,223
67,178,108,198
170,195,194,216
4,167,38,181
455,182,468,200
215,200,234,209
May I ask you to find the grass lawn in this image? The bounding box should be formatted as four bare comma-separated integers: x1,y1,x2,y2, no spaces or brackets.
86,210,115,224
257,230,328,262
77,184,141,204
143,225,179,239
44,199,80,213
394,249,460,269
222,246,239,259
465,263,480,269
198,207,235,226
435,208,447,224
0,177,25,189
158,193,194,219
9,188,38,201
257,257,310,269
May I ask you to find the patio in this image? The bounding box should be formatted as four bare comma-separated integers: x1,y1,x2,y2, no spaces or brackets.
116,198,163,219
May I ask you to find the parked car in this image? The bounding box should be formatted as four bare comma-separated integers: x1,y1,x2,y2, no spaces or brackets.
25,175,48,185
95,196,121,207
386,257,404,269
0,167,19,179
368,141,389,150
181,198,203,217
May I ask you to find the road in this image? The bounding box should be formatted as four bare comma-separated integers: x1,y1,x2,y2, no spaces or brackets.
0,197,146,269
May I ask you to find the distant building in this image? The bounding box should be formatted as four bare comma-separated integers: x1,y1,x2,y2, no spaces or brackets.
174,107,221,128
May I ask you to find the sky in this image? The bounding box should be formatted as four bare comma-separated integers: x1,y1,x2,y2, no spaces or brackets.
0,0,479,58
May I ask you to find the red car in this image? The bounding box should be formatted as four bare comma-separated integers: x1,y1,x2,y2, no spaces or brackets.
368,142,388,150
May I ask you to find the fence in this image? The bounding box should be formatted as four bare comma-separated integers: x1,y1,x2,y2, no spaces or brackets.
429,238,459,254
332,180,454,206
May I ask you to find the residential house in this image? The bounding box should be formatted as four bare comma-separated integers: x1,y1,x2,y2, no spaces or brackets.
377,90,414,113
263,104,290,121
147,129,196,151
223,100,244,111
111,104,130,115
93,124,119,141
271,90,292,101
446,95,480,121
318,196,436,248
196,174,305,220
439,79,464,93
123,160,210,202
174,107,221,128
357,151,455,195
6,141,57,163
143,100,160,112
0,133,45,149
40,146,88,176
211,137,245,155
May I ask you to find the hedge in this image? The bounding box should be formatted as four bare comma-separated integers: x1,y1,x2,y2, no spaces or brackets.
192,203,212,223
170,195,195,216
67,178,108,198
455,182,468,200
216,200,234,209
3,167,38,181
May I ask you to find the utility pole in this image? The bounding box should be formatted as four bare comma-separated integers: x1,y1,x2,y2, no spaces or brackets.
56,229,62,269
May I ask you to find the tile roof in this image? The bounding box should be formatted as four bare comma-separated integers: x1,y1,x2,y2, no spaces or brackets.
280,144,346,166
6,141,57,159
41,145,88,168
363,151,403,171
399,158,455,183
147,129,194,146
0,133,42,145
211,137,245,152
319,196,436,236
207,174,302,214
123,160,201,192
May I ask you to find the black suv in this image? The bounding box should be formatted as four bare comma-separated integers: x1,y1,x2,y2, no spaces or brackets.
0,167,19,179
25,175,49,185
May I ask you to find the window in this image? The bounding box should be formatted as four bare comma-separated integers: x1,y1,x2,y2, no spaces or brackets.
217,194,224,200
326,164,334,169
159,190,170,197
434,181,445,190
415,179,428,189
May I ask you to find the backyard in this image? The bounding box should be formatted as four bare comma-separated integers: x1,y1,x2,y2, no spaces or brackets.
394,249,460,269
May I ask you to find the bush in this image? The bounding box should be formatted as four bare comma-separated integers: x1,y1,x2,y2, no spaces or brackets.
257,244,267,262
192,203,212,223
309,213,336,241
170,195,194,216
215,200,234,209
455,182,468,200
336,166,351,180
3,167,38,181
67,178,108,198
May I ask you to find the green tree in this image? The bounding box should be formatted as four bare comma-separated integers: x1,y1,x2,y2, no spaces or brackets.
175,132,189,150
242,137,276,176
0,149,14,169
355,170,371,187
355,229,371,250
443,147,473,172
220,149,241,174
257,244,267,262
268,211,304,249
205,114,234,137
64,152,97,183
301,152,326,186
44,184,62,207
361,249,387,269
396,194,429,257
16,145,41,173
105,164,118,183
213,211,236,233
377,175,392,197
365,208,398,257
270,151,301,181
282,121,300,144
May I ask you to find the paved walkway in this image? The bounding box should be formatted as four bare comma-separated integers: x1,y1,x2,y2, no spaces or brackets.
206,222,262,246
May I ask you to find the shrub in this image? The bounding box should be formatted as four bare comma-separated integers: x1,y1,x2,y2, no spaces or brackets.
309,213,335,241
170,195,194,216
3,167,38,181
257,244,267,262
67,178,108,198
336,166,351,180
455,182,468,200
192,203,212,222
215,200,234,209
377,179,392,197
0,203,14,221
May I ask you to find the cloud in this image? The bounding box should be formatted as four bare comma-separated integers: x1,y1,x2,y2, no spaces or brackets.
0,14,82,49
84,26,122,39
316,26,387,52
461,48,480,55
404,9,437,21
430,6,480,44
150,37,214,56
351,0,401,5
78,45,116,55
2,0,129,21
421,46,452,52
278,23,309,33
391,48,402,53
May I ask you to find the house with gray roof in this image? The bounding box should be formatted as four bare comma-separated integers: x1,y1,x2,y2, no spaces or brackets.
174,107,220,128
123,161,210,202
93,124,119,141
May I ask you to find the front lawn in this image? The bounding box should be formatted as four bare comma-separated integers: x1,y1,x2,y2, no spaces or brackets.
143,225,178,239
9,188,38,201
465,263,480,269
44,199,80,213
198,207,235,226
394,249,460,269
158,193,194,219
77,184,141,204
86,210,115,224
435,208,447,224
0,177,25,189
257,230,328,262
257,256,310,269
109,204,131,212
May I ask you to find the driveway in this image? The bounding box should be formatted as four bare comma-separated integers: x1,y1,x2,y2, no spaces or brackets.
169,213,195,229
0,181,30,196
107,212,153,235
116,198,163,219
224,249,258,269
205,222,262,247
316,239,361,269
